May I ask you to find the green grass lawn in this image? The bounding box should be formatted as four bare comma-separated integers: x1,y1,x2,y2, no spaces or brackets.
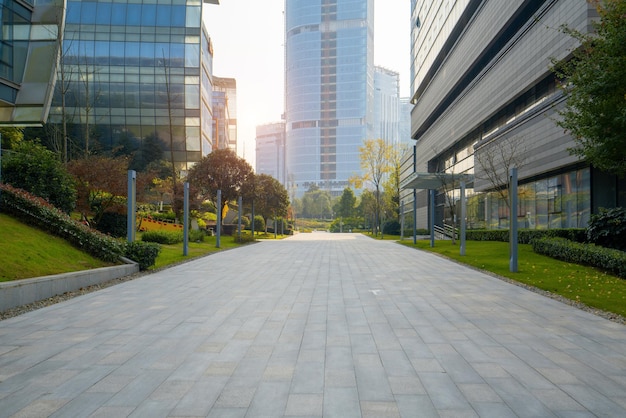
400,239,626,318
0,213,114,281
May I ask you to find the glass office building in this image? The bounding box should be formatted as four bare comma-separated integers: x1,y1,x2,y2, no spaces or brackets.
0,0,65,125
48,0,219,172
285,0,374,198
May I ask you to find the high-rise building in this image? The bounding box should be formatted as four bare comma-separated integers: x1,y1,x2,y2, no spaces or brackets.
373,66,409,147
48,0,220,172
255,122,286,185
212,76,237,151
0,0,65,125
402,0,623,232
285,0,375,198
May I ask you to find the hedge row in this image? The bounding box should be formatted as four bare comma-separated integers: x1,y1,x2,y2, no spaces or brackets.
0,183,158,270
531,237,626,279
466,228,587,244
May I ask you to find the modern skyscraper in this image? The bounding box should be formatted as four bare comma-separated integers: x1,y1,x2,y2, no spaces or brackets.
373,66,408,147
48,0,219,172
285,0,375,198
0,0,65,125
255,122,286,185
212,76,237,151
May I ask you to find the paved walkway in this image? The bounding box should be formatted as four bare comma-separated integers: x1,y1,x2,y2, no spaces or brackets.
1,233,625,418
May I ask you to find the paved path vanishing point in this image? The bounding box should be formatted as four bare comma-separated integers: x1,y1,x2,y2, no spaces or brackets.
1,232,625,418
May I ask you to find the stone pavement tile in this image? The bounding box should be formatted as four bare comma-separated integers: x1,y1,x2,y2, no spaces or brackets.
213,386,256,408
247,381,290,417
291,361,324,394
325,368,356,388
168,377,227,417
360,400,400,418
419,372,473,411
470,402,518,418
127,399,178,418
487,377,558,417
354,353,394,401
560,384,626,417
395,394,438,418
88,406,135,418
323,387,360,418
284,393,323,416
9,399,68,418
388,376,426,395
206,408,247,418
104,370,170,407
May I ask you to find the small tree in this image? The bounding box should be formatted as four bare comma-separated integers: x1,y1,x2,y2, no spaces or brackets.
254,174,290,233
334,187,357,218
186,148,254,215
551,0,626,177
67,155,152,226
350,138,394,235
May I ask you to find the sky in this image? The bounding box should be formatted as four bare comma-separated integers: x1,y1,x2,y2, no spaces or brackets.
203,0,411,167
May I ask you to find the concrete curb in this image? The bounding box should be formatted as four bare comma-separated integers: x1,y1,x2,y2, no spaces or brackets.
0,262,139,312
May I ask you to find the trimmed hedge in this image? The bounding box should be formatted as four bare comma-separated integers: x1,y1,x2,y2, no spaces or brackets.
141,230,183,244
532,237,626,279
466,228,587,244
126,241,161,271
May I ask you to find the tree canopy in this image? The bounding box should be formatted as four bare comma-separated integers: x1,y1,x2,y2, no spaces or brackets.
186,148,254,213
552,0,626,177
253,174,290,230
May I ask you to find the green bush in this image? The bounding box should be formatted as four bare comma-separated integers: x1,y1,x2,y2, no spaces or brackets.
251,215,265,232
141,230,183,244
233,233,256,244
466,228,587,244
189,229,205,242
1,141,77,213
329,216,363,232
0,183,125,262
97,211,127,238
532,237,626,279
586,207,626,251
382,220,401,235
125,241,160,271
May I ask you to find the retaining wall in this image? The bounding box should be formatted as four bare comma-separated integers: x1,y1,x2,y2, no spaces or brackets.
0,263,139,312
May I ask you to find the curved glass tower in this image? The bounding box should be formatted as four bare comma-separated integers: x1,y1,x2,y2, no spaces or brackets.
285,0,374,197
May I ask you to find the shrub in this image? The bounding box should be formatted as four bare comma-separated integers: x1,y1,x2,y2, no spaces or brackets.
233,233,256,244
189,229,205,242
466,228,586,244
382,220,401,235
141,230,183,244
586,207,626,251
97,211,128,238
251,215,265,232
532,237,626,279
1,141,77,213
125,241,160,271
0,183,124,262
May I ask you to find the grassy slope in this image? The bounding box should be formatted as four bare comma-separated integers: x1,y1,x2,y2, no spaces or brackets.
0,213,113,281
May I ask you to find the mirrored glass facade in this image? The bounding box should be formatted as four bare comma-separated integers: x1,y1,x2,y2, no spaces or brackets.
0,0,65,124
49,0,215,171
285,0,374,198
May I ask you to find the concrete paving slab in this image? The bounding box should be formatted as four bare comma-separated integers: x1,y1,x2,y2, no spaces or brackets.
1,232,625,417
